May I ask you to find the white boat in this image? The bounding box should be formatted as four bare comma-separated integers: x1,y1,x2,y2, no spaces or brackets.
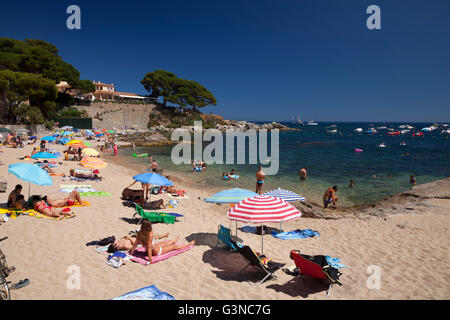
291,115,303,124
378,143,387,148
354,128,363,133
400,129,411,134
398,125,406,129
306,120,318,126
327,129,337,133
377,126,387,130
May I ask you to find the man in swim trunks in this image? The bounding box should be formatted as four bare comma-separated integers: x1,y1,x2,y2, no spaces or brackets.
299,166,307,180
323,186,339,208
409,174,416,186
256,166,266,194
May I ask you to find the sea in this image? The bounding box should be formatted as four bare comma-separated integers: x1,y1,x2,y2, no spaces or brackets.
115,122,450,207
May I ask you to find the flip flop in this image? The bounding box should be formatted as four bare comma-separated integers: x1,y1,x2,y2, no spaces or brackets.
10,279,30,290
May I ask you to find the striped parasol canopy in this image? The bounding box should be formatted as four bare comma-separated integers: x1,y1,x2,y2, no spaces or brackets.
227,195,302,254
263,188,305,202
80,157,107,169
65,140,83,145
69,143,87,149
227,195,302,223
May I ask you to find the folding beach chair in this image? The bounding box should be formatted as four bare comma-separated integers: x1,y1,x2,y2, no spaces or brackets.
133,204,176,224
230,239,285,284
215,224,237,252
290,250,342,297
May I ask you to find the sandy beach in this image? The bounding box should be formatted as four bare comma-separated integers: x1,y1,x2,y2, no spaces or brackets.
1,140,449,300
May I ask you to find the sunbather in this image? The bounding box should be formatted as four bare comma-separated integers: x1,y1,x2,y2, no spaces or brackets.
129,220,194,263
107,232,170,253
32,196,75,219
42,190,83,207
69,169,102,180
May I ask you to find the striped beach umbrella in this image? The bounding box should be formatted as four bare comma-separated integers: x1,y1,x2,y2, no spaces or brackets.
227,195,302,254
65,140,83,145
80,157,107,169
69,143,87,149
263,188,305,202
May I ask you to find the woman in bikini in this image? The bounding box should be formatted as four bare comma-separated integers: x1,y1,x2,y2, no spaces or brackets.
32,196,75,219
128,220,194,263
43,190,84,208
107,232,171,253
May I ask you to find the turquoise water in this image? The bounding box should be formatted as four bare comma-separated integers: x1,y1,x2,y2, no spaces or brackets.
120,122,450,207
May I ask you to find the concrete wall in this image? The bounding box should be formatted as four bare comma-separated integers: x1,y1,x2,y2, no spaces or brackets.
75,102,156,130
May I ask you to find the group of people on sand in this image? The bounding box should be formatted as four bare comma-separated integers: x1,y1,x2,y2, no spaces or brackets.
64,146,83,161
5,133,24,148
7,184,80,219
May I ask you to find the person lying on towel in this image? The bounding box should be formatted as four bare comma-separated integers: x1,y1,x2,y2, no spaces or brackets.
42,190,84,207
69,169,103,180
31,196,75,219
128,220,194,263
107,231,170,253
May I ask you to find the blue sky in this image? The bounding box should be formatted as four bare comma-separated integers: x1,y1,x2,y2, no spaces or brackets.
1,0,449,122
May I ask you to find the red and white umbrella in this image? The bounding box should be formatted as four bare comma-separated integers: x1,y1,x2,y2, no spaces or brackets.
227,195,302,253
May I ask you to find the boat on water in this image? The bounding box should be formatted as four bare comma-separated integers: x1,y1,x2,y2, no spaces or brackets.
378,142,387,148
354,128,363,133
376,126,388,130
326,128,337,133
306,119,318,126
291,115,303,124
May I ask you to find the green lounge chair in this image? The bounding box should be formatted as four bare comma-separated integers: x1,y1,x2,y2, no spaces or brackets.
215,224,237,252
133,204,176,224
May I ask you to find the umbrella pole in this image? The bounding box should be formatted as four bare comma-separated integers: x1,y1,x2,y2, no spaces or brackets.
235,220,238,238
261,226,264,255
28,182,31,198
280,221,282,233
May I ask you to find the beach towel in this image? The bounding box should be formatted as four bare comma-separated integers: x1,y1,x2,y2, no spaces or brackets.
79,191,112,197
325,256,347,269
271,229,320,240
0,208,75,220
60,184,96,193
107,251,130,268
112,285,175,300
130,244,194,265
49,173,65,176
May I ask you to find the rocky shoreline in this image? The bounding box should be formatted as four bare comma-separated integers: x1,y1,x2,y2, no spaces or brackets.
293,177,450,220
114,120,295,146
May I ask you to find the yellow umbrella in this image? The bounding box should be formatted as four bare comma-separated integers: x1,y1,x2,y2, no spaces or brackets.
81,148,99,157
65,140,83,146
80,157,107,169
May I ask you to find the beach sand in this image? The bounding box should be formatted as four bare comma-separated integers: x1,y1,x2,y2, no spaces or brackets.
0,140,449,300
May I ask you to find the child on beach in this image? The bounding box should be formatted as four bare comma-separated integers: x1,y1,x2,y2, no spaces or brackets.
128,220,194,263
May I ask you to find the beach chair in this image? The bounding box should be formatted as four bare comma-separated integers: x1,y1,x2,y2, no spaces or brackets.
230,239,285,284
133,204,176,224
290,250,342,297
215,224,237,252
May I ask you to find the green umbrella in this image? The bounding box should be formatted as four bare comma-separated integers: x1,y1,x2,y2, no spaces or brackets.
0,127,12,133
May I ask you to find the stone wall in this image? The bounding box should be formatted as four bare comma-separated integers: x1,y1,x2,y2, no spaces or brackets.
75,102,156,130
3,124,47,135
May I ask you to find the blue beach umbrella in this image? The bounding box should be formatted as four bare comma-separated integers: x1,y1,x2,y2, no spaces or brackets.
133,172,173,186
62,131,74,136
41,136,56,142
8,163,53,196
205,188,259,237
57,137,70,145
31,152,59,159
85,131,94,136
263,188,305,202
28,136,37,140
205,188,259,204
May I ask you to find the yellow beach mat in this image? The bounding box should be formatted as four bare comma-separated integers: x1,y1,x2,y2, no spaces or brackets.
0,208,76,220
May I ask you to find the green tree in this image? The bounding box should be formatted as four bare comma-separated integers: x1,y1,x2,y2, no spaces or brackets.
141,70,217,110
0,70,57,122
